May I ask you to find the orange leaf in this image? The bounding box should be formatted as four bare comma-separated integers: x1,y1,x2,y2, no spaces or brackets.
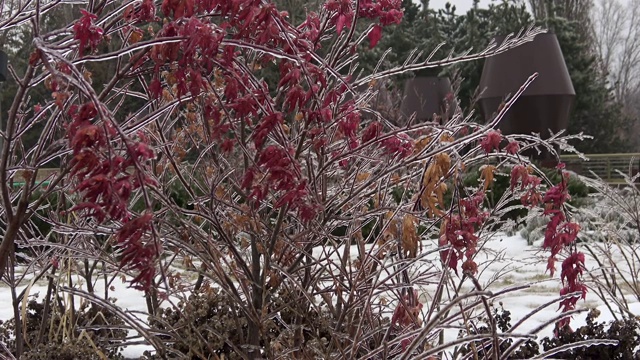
391,173,401,185
440,133,454,143
420,190,444,218
434,153,451,175
480,165,496,191
402,214,420,258
436,182,448,206
414,136,432,155
129,28,143,44
356,172,371,183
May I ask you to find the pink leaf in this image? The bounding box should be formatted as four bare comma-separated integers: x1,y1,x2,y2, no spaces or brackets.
368,25,382,48
336,14,346,34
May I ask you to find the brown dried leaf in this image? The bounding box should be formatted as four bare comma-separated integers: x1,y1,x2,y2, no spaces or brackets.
83,70,93,84
215,185,226,199
440,133,455,143
162,88,173,102
402,214,419,258
420,188,445,218
480,165,496,191
129,29,143,44
436,182,448,206
391,173,401,185
268,270,281,288
414,136,432,155
183,256,194,269
422,153,451,188
373,194,380,209
434,153,451,175
356,172,371,183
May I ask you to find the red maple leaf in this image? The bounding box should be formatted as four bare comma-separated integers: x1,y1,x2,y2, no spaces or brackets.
73,10,104,56
480,130,502,153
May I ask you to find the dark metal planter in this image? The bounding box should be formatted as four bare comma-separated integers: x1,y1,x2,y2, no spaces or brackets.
400,76,454,124
478,33,575,163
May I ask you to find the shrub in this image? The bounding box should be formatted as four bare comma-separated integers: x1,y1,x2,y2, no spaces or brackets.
458,304,540,359
147,285,398,359
460,165,589,224
461,305,639,359
0,299,126,359
0,0,594,358
541,308,640,360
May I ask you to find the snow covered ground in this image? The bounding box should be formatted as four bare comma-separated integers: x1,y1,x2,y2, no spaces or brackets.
1,233,637,358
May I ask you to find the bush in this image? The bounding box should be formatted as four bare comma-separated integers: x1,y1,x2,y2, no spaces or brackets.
519,210,548,245
458,305,539,359
462,165,589,223
148,286,340,359
541,308,640,360
16,340,110,360
461,306,640,359
0,299,126,359
0,0,595,357
543,168,590,200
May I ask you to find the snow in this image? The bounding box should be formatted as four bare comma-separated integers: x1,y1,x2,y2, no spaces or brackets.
1,233,638,358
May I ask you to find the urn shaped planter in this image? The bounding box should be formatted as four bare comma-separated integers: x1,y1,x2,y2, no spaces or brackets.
400,76,454,124
478,33,575,159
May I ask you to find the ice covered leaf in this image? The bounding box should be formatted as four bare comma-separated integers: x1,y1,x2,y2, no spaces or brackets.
368,25,382,48
480,165,496,191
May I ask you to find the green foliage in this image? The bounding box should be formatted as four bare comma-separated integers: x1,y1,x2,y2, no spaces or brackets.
459,165,588,221
1,4,138,160
436,0,534,110
544,169,589,197
361,0,534,109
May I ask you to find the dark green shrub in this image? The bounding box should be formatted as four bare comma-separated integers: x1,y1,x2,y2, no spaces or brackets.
458,166,589,222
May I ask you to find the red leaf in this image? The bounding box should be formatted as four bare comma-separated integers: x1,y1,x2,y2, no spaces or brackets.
368,25,383,48
480,130,502,153
362,121,382,142
73,9,103,56
336,14,347,34
505,141,520,155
